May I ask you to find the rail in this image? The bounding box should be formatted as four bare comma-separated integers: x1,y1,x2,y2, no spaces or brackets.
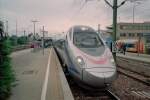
117,67,150,86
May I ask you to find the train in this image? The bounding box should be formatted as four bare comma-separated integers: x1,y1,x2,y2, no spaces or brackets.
54,25,117,90
116,39,144,53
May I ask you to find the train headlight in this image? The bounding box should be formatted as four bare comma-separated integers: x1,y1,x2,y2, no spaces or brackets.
110,57,115,65
110,58,114,63
76,56,85,67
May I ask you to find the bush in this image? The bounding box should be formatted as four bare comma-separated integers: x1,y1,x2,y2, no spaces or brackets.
17,36,28,45
0,38,15,99
9,35,29,46
9,35,18,46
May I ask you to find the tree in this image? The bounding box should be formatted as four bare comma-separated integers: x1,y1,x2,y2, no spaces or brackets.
9,35,18,46
0,21,15,99
17,36,28,45
0,21,4,39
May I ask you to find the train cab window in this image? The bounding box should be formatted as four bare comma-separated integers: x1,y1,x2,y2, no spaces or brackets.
73,32,103,48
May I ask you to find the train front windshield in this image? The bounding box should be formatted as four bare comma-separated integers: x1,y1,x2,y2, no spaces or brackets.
73,32,103,48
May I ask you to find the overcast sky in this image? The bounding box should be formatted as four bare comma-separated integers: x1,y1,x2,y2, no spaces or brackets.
0,0,150,36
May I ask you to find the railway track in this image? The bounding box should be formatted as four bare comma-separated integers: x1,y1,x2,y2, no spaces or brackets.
117,65,150,78
116,56,150,77
66,75,120,100
117,66,150,86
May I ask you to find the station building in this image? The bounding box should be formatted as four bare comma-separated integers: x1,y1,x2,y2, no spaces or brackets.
106,22,150,54
118,22,150,52
117,22,150,41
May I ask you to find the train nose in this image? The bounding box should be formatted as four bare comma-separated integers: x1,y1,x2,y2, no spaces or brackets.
82,68,117,88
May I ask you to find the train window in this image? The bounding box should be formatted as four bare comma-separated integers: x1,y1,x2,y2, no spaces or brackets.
137,33,143,37
137,33,140,37
128,33,132,37
146,38,150,43
131,33,135,37
73,32,103,48
126,44,135,48
120,33,126,37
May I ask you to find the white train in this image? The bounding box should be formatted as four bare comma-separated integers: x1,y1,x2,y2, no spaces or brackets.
54,25,117,90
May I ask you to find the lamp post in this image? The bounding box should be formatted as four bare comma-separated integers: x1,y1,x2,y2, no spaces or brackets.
98,24,101,33
31,20,38,40
31,20,38,51
132,1,141,23
130,0,141,56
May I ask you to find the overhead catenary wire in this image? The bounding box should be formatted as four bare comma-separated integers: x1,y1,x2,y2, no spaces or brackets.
68,0,102,25
69,0,88,21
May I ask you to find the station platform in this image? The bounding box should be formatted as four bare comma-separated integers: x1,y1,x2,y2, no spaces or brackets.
117,52,150,63
9,48,74,100
45,48,74,100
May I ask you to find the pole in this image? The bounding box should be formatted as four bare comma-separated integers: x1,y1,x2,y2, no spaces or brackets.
42,26,45,55
31,20,38,51
133,2,135,23
15,20,18,45
112,0,118,62
132,1,141,23
16,20,18,36
6,21,8,37
138,34,141,56
104,0,127,62
24,30,26,37
33,23,35,40
98,24,100,33
24,30,28,41
31,20,38,40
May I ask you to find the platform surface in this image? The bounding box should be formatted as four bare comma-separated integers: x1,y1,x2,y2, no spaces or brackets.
9,48,74,100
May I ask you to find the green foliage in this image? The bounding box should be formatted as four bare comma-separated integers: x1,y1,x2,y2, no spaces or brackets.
9,35,29,46
9,35,18,46
17,36,28,45
0,38,15,99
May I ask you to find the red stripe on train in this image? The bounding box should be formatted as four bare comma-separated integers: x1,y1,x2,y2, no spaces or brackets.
75,46,108,64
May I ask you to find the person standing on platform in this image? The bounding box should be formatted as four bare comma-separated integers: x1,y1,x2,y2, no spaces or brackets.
123,43,126,55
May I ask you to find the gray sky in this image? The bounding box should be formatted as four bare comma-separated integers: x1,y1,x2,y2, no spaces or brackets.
0,0,150,36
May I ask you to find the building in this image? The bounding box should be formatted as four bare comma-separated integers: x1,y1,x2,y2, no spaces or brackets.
106,22,150,39
106,22,150,54
117,22,150,41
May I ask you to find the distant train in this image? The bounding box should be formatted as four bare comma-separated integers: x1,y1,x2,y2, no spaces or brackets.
54,25,117,90
116,39,144,53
